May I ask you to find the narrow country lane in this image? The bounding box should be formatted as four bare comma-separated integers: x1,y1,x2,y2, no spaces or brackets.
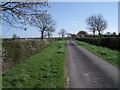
67,40,119,88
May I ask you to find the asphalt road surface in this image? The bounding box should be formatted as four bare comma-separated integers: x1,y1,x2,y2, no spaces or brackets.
67,40,119,88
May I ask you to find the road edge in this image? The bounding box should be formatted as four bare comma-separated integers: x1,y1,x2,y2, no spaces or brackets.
64,40,70,88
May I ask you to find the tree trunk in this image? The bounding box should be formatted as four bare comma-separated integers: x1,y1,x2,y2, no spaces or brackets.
62,34,64,39
48,32,50,39
41,27,46,39
93,31,95,38
41,31,44,39
98,31,101,36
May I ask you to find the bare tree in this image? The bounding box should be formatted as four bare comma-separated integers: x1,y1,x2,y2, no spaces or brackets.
58,29,67,38
46,26,55,39
30,13,55,39
86,14,107,36
1,1,49,30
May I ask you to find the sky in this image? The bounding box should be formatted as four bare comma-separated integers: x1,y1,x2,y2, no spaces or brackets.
2,2,118,38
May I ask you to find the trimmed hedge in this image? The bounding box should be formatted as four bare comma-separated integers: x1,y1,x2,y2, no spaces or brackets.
2,39,56,72
76,37,120,50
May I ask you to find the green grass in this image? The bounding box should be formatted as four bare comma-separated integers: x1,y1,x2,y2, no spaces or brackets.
74,40,120,68
2,41,67,88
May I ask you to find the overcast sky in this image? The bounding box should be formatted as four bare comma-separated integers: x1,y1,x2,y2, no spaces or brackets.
2,2,118,38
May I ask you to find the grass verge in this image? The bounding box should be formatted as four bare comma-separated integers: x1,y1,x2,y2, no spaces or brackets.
2,41,67,88
74,40,119,68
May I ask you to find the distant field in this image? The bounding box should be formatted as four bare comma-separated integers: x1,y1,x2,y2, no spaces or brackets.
74,40,119,68
2,41,67,88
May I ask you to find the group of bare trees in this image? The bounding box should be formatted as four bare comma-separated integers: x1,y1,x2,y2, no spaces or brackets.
58,14,108,39
30,13,56,39
1,1,109,38
1,1,55,39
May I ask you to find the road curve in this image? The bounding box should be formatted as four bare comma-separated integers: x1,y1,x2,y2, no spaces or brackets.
67,40,119,88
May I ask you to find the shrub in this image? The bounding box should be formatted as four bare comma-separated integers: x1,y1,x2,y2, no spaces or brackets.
76,37,120,50
12,34,18,40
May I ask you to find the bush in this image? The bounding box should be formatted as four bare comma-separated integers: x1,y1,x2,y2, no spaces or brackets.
76,37,120,50
12,34,18,40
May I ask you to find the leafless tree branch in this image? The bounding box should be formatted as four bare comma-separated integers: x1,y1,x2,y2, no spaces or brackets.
1,2,49,30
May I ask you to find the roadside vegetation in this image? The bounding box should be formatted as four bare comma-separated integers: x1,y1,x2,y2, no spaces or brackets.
2,39,55,72
76,37,120,50
2,41,67,88
74,40,119,68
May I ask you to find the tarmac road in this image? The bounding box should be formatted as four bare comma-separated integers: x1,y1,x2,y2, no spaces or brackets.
67,40,119,88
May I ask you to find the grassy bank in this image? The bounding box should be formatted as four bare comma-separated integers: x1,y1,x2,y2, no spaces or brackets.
2,39,55,72
74,40,119,68
2,41,67,88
